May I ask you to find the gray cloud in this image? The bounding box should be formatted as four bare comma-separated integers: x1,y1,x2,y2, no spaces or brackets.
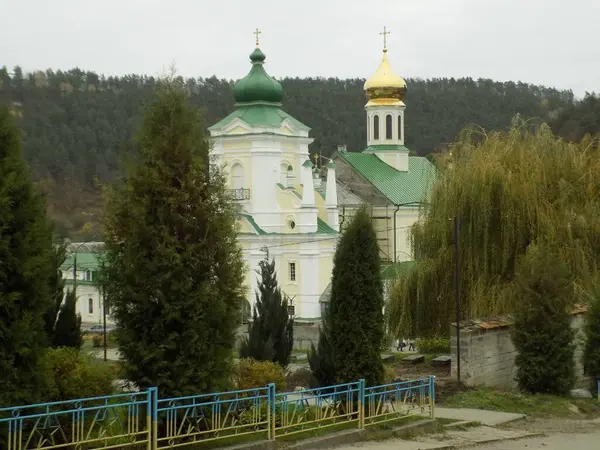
1,0,598,96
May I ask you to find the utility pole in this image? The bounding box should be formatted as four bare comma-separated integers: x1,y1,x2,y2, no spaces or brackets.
453,216,461,385
102,286,108,362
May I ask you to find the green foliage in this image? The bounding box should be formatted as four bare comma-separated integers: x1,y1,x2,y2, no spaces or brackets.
388,119,600,337
235,358,287,392
92,334,103,348
40,347,114,401
102,80,245,398
415,337,450,354
550,93,600,143
239,255,293,367
43,241,66,341
512,244,576,395
52,289,83,349
308,310,336,388
583,290,600,379
330,206,385,386
0,105,56,407
0,67,581,237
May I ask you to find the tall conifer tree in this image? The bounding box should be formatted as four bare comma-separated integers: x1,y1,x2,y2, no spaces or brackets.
0,106,55,406
102,80,245,397
329,206,384,386
240,255,294,367
52,289,83,349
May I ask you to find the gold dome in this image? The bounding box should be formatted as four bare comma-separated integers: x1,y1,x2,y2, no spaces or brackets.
364,50,407,102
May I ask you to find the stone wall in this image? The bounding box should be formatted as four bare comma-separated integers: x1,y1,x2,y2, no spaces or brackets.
450,312,588,390
236,323,321,350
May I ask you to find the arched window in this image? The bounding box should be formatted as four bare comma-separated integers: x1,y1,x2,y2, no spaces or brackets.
231,163,244,190
373,115,380,140
367,117,370,141
386,114,392,140
397,115,402,141
88,298,94,315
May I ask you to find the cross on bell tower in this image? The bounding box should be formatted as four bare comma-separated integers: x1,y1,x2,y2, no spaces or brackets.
380,26,390,52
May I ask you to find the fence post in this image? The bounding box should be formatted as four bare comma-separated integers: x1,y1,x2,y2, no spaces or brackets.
148,387,158,450
358,379,365,429
268,383,276,440
429,376,436,420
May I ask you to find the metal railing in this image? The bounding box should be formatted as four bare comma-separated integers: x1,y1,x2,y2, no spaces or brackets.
0,377,435,449
226,188,250,200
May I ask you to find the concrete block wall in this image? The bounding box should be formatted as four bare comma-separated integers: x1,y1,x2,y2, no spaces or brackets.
451,313,588,390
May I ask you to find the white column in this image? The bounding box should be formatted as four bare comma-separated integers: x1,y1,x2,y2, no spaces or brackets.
325,161,339,231
299,246,320,319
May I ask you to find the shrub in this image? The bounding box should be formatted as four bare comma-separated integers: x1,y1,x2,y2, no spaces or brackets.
383,365,397,384
583,294,600,383
40,347,115,401
92,334,103,348
512,244,576,395
415,337,450,354
53,289,83,349
235,358,287,392
286,368,313,391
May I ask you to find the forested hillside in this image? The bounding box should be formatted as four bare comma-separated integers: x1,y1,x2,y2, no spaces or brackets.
0,66,592,238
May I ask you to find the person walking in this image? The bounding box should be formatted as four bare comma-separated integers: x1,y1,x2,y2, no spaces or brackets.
408,338,416,352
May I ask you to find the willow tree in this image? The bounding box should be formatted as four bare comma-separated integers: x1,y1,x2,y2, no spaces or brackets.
388,117,600,338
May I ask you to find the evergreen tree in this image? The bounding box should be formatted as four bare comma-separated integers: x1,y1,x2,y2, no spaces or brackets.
329,206,384,386
240,255,294,368
44,241,66,341
308,309,336,388
0,105,55,406
512,244,576,395
52,289,82,349
583,289,600,383
102,80,245,397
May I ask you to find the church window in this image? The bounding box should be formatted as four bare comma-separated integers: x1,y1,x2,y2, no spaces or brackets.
289,262,296,282
373,115,379,140
386,114,393,140
85,270,91,281
231,163,244,190
88,298,94,315
397,115,402,141
288,220,296,230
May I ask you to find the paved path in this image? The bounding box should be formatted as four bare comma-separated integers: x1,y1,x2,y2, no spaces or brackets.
471,431,600,449
435,407,525,426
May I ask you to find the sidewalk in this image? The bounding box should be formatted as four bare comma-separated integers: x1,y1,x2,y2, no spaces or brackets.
435,407,525,426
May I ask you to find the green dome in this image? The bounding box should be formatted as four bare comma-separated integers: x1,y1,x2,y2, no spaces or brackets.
233,48,283,104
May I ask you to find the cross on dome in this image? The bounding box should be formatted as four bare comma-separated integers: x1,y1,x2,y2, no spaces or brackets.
380,26,390,52
254,28,262,47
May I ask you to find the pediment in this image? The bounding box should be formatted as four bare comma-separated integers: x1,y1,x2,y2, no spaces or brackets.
223,118,252,135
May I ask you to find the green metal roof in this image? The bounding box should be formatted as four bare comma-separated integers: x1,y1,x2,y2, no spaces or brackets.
60,252,102,270
233,47,283,105
363,144,410,153
239,213,337,236
209,105,309,132
336,152,436,206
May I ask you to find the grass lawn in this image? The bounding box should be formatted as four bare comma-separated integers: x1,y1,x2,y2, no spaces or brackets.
442,387,600,418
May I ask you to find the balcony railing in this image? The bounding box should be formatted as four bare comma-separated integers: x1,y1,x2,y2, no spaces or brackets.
227,188,251,201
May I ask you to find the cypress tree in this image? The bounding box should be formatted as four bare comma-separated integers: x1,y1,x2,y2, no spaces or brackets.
583,290,600,385
44,242,66,341
308,309,336,388
0,106,55,406
240,255,294,368
329,206,384,386
512,243,576,395
52,289,83,349
102,80,245,397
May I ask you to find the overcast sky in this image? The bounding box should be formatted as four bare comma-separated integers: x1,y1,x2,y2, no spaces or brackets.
1,0,598,97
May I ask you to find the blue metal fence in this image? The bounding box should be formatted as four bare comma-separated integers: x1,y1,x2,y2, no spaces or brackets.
0,376,435,449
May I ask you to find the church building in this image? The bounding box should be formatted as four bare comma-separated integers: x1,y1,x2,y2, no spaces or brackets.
332,28,436,266
208,32,339,321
